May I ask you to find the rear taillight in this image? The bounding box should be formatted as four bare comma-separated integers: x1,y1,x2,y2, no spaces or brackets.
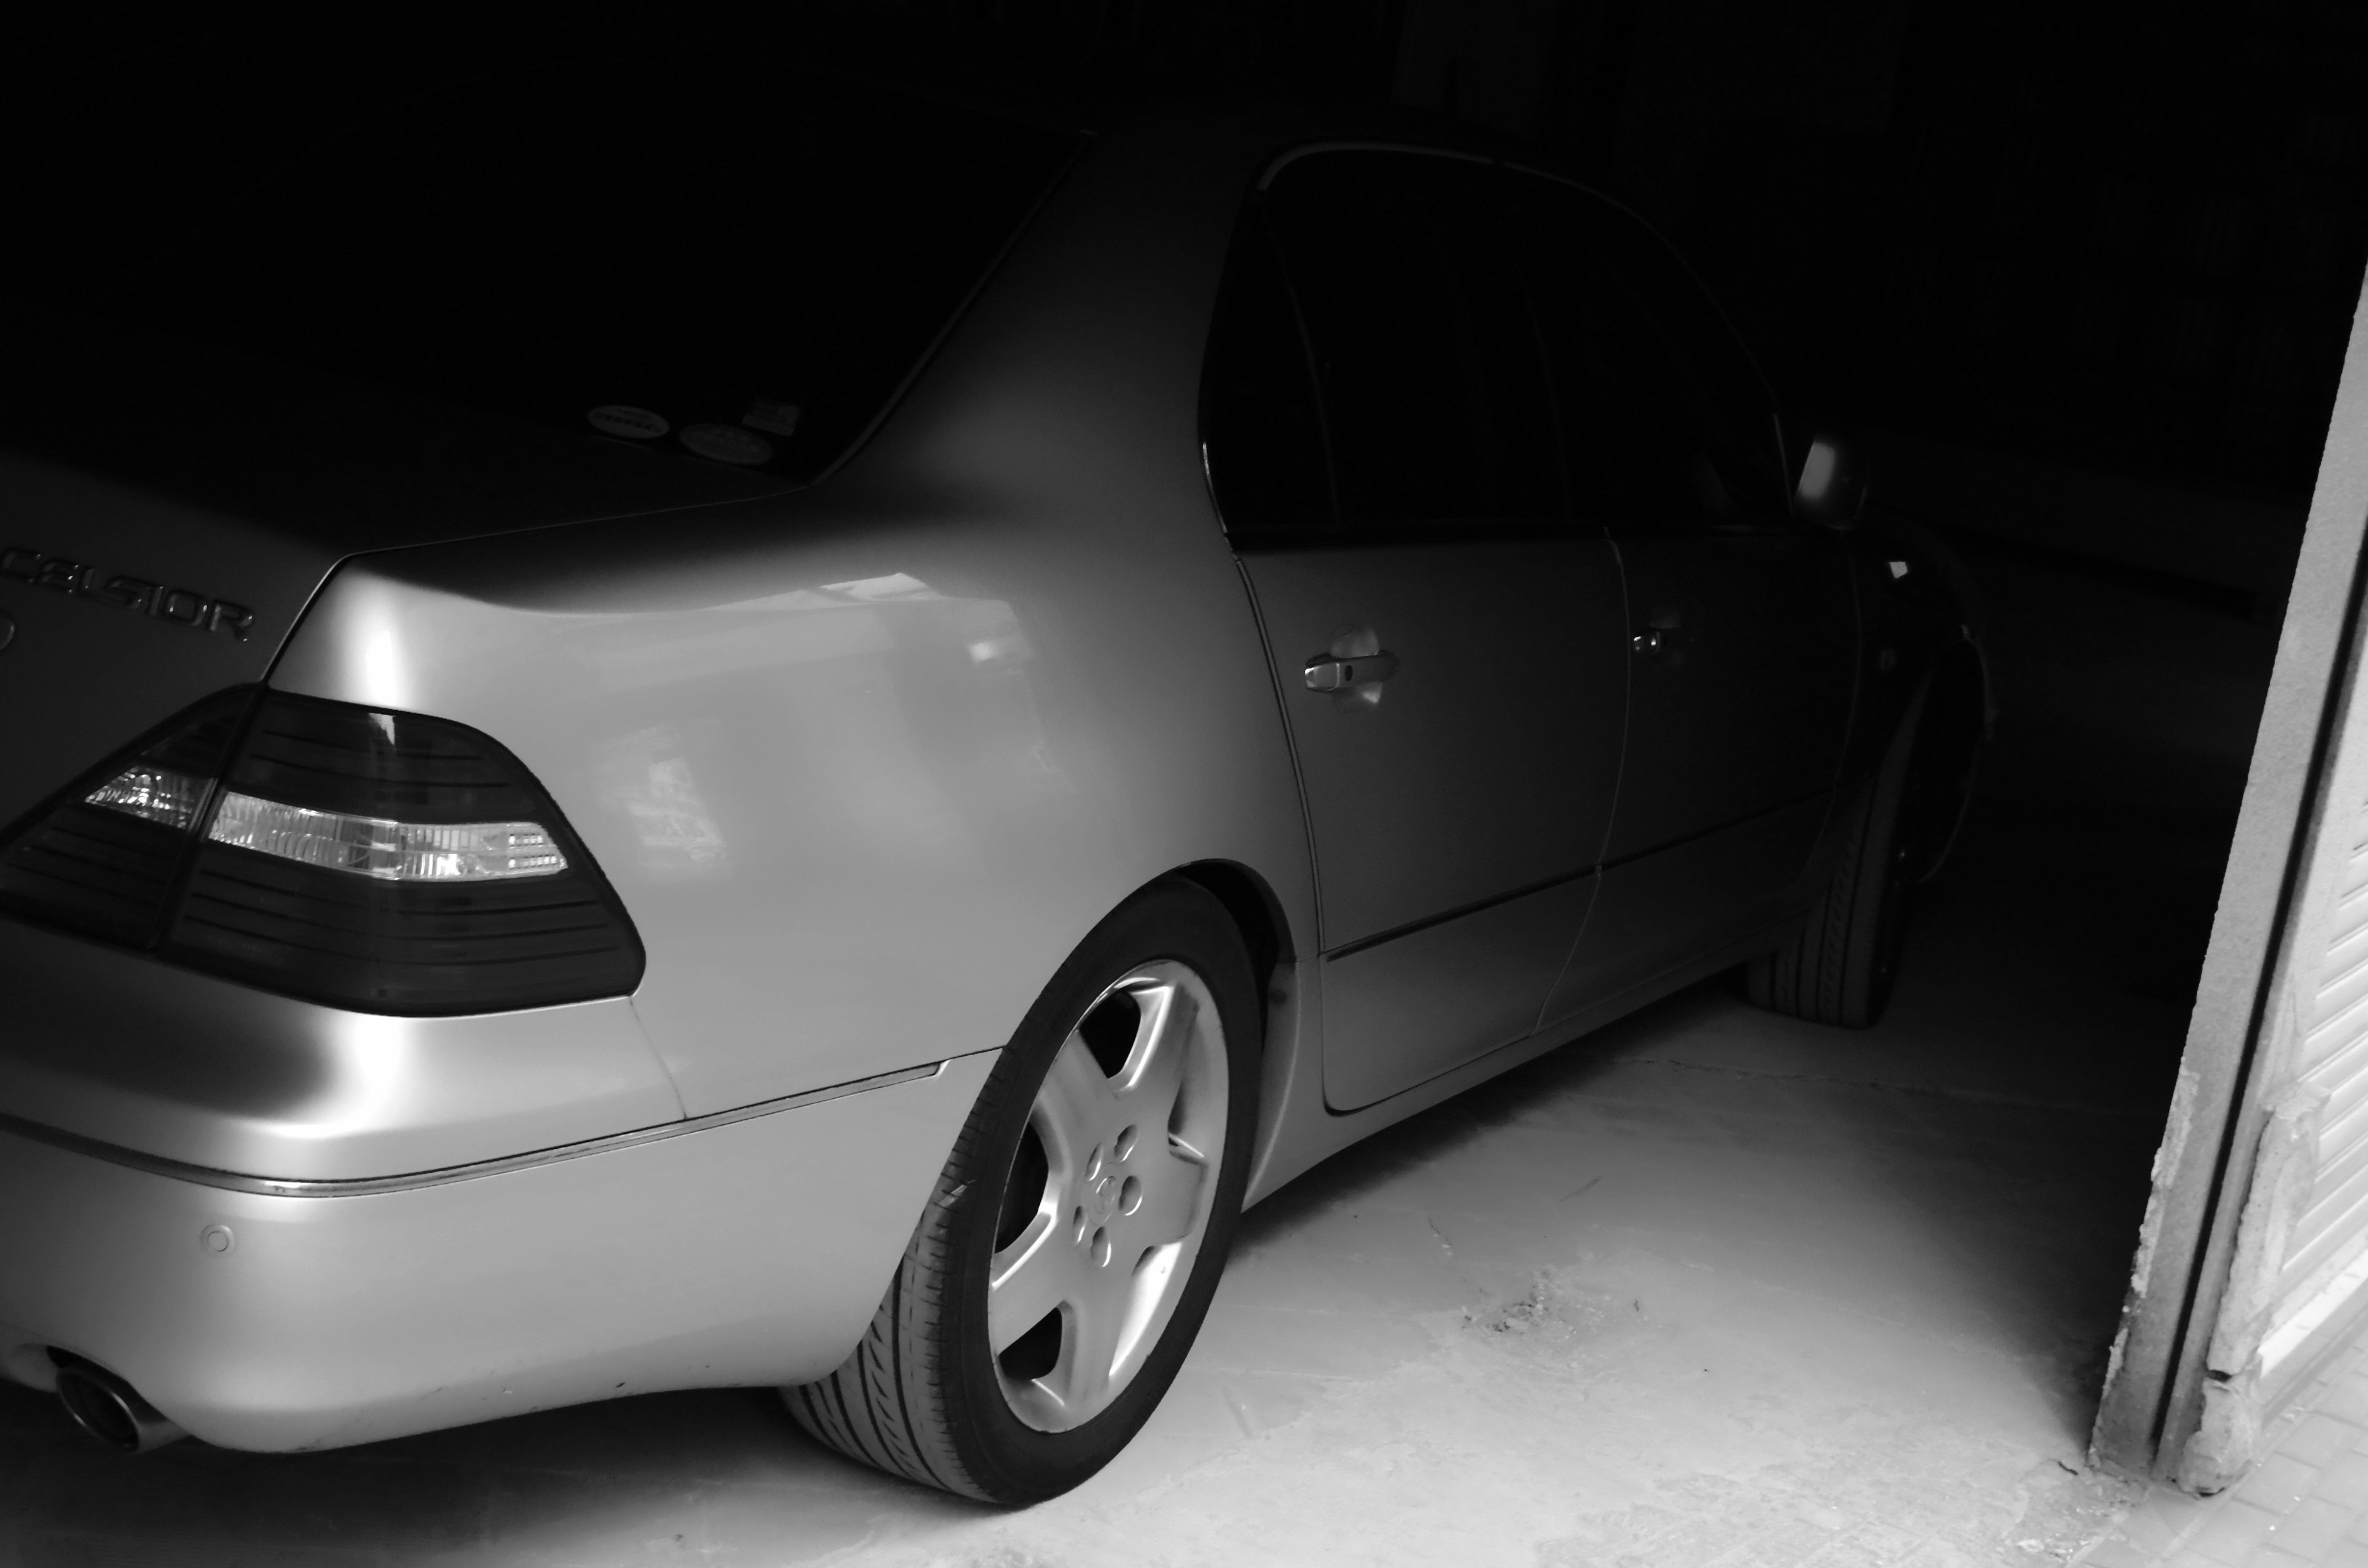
0,689,250,946
0,689,643,1014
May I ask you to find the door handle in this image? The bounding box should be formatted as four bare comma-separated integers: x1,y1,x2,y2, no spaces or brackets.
1303,650,1400,691
1632,602,1684,658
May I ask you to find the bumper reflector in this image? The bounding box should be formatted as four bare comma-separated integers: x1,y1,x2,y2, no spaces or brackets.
204,792,568,882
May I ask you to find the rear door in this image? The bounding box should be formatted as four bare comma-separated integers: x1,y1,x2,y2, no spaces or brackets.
1204,150,1630,1110
1502,174,1860,1025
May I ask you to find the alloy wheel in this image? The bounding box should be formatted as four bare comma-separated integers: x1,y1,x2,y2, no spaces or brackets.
987,959,1229,1432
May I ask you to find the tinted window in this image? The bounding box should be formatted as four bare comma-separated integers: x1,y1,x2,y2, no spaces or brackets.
1504,174,1790,523
3,30,1080,482
1264,152,1563,528
1201,206,1334,535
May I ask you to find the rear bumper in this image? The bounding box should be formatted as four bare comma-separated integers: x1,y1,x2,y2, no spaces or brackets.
0,1049,995,1451
0,919,689,1182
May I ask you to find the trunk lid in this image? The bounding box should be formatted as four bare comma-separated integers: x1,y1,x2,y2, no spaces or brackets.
0,310,788,826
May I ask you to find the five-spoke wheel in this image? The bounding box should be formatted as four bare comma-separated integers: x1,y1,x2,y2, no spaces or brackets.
786,880,1259,1503
989,959,1229,1430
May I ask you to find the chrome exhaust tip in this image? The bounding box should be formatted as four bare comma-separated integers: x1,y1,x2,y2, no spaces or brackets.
51,1354,187,1453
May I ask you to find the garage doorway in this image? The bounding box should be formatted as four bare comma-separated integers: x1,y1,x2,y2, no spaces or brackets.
2095,273,2368,1491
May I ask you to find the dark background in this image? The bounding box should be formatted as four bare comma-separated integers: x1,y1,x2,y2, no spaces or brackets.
654,0,2365,625
16,0,2363,509
578,0,2368,506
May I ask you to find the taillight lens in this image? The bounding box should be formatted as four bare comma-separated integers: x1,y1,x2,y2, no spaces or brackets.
203,793,568,882
0,688,250,945
0,689,643,1014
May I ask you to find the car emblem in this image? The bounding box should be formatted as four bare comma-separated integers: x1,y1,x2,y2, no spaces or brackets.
0,546,253,641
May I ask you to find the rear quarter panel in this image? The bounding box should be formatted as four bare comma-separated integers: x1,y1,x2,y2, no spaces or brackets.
271,115,1319,1120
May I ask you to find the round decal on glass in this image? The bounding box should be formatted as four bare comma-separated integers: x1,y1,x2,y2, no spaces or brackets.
678,424,774,466
586,405,670,440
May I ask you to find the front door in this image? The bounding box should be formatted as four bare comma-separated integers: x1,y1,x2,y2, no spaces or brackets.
1202,150,1630,1110
1500,172,1860,1024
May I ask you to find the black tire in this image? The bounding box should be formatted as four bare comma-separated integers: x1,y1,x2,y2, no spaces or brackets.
784,879,1261,1504
1746,700,1924,1028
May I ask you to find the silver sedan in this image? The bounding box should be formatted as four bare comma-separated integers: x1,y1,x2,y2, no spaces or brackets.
0,37,1983,1503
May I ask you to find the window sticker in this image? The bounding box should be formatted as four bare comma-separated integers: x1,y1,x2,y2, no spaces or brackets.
741,398,802,437
586,404,670,439
678,423,774,465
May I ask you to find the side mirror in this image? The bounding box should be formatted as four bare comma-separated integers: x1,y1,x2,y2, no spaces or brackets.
1794,431,1868,523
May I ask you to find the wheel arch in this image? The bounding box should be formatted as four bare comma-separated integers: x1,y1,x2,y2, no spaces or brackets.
1166,859,1295,1000
1904,636,1991,883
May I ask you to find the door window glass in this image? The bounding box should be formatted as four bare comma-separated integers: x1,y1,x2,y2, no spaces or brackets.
1201,205,1334,536
1585,199,1791,515
1504,174,1790,523
1264,152,1563,528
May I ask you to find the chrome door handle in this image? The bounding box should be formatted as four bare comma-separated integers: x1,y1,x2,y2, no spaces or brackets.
1303,650,1399,691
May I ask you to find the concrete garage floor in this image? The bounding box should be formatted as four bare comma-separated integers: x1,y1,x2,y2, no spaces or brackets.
0,542,2279,1567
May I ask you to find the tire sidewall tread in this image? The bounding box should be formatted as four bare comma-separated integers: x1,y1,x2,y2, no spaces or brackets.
1745,691,1927,1029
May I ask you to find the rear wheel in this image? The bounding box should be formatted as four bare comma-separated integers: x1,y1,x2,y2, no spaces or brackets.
1746,702,1923,1028
786,880,1259,1503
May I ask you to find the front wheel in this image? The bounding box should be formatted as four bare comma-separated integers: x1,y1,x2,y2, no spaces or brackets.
786,880,1260,1503
1746,699,1924,1028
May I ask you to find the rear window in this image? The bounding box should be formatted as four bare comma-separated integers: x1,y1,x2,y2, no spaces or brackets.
4,27,1082,481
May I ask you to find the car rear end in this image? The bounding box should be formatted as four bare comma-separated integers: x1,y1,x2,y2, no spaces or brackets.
0,20,1083,1449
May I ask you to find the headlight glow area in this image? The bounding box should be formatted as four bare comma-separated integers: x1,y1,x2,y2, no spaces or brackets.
205,791,568,882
